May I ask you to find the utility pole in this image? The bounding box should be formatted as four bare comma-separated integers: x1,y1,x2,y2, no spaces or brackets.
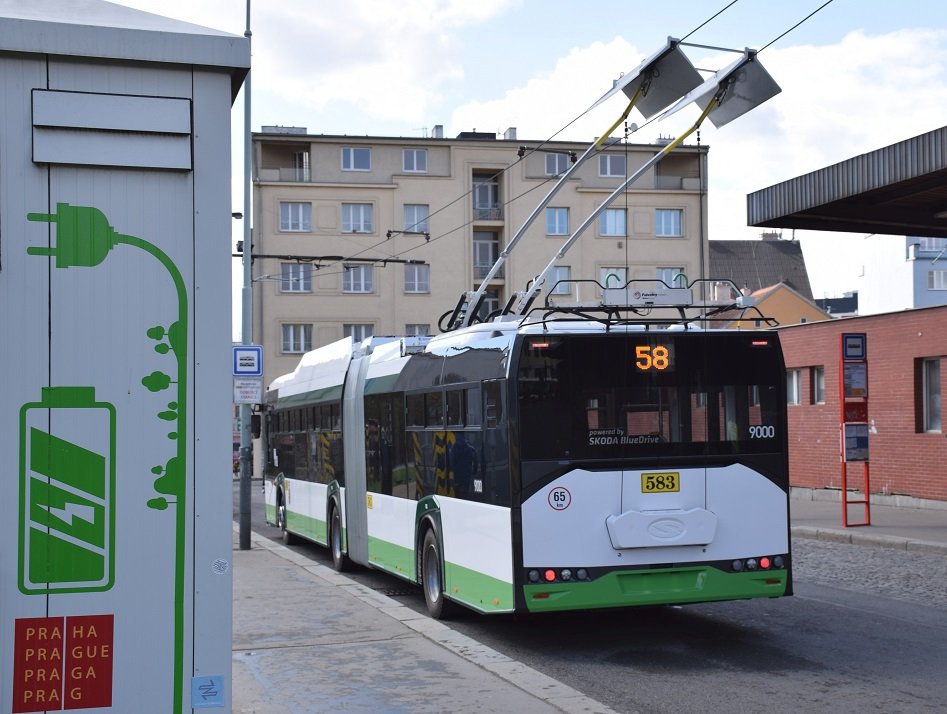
238,0,252,550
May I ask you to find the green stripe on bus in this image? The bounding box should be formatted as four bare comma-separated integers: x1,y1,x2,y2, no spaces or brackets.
445,561,514,614
524,566,788,613
265,503,276,523
367,536,415,579
286,509,327,545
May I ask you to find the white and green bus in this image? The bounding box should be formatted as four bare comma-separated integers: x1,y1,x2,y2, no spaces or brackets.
263,297,792,618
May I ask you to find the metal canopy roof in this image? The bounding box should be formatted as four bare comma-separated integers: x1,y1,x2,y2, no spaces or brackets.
747,125,947,238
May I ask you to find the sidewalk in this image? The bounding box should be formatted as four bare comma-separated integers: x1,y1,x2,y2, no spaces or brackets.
789,487,947,554
232,490,947,713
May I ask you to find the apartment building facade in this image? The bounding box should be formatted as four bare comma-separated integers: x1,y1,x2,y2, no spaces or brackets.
251,127,709,385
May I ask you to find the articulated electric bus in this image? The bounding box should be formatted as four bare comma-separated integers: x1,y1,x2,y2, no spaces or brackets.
263,296,791,618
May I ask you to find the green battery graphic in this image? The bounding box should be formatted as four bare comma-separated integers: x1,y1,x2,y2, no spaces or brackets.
18,387,116,594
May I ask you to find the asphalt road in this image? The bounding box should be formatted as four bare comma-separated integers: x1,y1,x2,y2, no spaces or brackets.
235,482,947,714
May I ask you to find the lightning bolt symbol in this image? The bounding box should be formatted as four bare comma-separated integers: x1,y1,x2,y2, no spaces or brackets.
42,502,96,526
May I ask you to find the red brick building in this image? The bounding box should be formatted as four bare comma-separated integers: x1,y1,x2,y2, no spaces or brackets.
777,305,947,501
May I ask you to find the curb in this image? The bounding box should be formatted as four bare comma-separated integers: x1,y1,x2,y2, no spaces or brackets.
791,525,947,555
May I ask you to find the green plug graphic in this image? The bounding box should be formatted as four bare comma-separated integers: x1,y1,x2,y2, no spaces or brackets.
27,202,190,714
27,203,121,268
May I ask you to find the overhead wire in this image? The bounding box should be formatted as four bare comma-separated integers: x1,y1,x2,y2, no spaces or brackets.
304,0,831,278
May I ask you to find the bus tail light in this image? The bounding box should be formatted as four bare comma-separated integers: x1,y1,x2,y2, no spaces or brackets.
527,567,592,584
730,555,786,573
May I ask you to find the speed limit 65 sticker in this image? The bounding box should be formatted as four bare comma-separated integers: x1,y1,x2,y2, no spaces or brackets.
548,486,572,510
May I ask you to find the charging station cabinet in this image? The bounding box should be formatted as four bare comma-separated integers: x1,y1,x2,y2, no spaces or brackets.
0,3,249,712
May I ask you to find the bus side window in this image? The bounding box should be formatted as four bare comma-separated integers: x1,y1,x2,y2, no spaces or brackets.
466,386,481,427
483,381,502,428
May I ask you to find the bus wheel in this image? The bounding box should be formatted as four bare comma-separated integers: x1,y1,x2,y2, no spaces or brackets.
277,496,298,545
329,506,349,572
421,529,456,619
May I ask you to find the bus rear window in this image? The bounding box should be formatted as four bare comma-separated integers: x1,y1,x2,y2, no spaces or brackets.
516,333,783,460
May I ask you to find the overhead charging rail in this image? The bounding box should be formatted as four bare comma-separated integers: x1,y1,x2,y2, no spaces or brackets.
441,37,781,333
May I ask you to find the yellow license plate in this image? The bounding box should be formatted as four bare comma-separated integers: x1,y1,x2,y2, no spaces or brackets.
641,472,680,493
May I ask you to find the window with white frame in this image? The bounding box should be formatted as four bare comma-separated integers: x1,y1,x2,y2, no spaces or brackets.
342,203,373,233
405,323,430,336
404,263,430,293
280,262,312,292
344,324,374,342
341,146,371,171
787,369,802,405
342,264,373,293
403,148,427,173
656,266,684,287
811,366,825,404
403,204,429,233
599,208,626,237
922,358,941,432
928,270,947,290
655,208,683,237
279,201,311,232
918,236,947,252
545,152,568,176
599,153,626,177
281,323,312,353
475,289,501,321
473,232,500,279
549,265,571,295
546,207,569,235
600,266,628,289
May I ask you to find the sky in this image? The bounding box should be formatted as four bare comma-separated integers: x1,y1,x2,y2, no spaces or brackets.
113,0,947,329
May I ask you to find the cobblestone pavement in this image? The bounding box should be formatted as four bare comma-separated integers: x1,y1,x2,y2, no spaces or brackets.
792,535,947,610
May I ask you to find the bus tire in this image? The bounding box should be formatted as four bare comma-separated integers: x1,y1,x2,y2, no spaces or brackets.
329,505,350,572
276,493,299,545
421,528,457,619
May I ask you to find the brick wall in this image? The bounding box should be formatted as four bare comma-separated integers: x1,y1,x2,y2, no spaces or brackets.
777,305,947,501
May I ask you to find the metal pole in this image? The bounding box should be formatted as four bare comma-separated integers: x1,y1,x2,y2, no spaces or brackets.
238,0,252,550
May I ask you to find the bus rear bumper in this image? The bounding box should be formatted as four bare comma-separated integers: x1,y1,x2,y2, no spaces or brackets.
523,565,789,613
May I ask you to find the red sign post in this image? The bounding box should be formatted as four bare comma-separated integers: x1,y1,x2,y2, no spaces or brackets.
839,333,870,527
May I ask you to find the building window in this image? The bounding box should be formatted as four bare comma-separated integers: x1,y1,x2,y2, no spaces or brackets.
403,148,427,173
344,324,374,342
599,154,626,177
546,207,569,236
475,289,501,321
473,174,501,220
473,231,500,279
600,266,628,289
550,266,571,295
599,208,626,237
811,366,825,404
404,263,430,293
656,266,685,287
787,369,801,405
342,265,374,293
922,358,941,432
279,201,311,232
342,203,373,233
280,263,312,293
405,323,430,336
918,237,947,252
403,204,429,233
546,152,568,176
928,270,947,290
655,208,683,237
342,146,371,171
282,324,312,353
